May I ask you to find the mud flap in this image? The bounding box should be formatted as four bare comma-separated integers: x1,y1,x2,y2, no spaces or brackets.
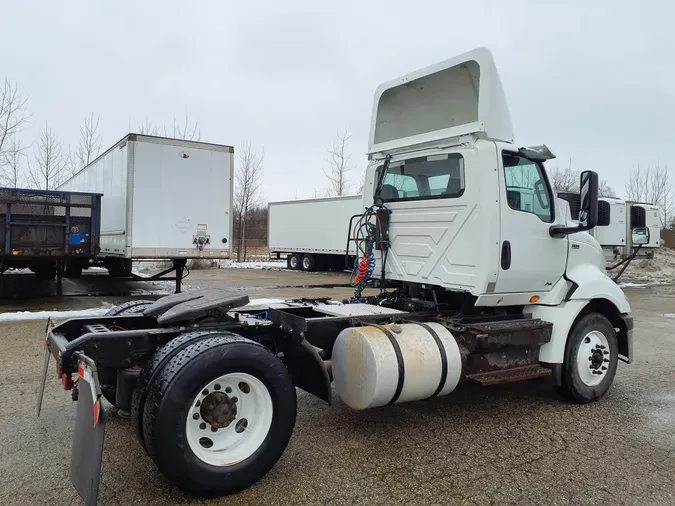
70,353,106,506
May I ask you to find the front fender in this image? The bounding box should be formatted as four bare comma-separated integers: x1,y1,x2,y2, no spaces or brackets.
565,263,631,314
528,264,631,364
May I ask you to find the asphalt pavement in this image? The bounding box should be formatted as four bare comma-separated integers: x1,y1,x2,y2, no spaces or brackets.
1,277,675,505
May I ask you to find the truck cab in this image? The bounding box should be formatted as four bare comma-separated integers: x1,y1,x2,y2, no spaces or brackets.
361,46,634,368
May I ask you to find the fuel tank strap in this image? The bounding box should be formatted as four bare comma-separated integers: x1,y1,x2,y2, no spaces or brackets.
362,323,405,405
406,321,448,398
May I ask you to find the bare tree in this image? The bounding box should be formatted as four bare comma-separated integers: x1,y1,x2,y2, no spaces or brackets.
547,165,579,193
323,129,356,197
77,113,102,167
1,135,26,188
164,112,201,141
233,141,264,261
598,180,617,198
27,122,66,190
625,163,675,227
64,113,103,177
136,118,161,136
0,77,29,166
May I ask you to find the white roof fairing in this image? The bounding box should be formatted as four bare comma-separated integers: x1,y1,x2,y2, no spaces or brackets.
368,47,515,155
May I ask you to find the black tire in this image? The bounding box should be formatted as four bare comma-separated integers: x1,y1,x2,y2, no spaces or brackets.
34,265,56,280
105,299,155,316
557,312,619,403
64,260,83,279
130,330,224,452
300,254,316,272
288,253,300,270
142,334,297,497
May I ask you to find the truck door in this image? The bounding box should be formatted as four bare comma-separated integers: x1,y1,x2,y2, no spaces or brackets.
494,150,567,294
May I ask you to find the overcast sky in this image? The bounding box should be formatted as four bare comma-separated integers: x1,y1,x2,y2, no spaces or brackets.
2,1,674,202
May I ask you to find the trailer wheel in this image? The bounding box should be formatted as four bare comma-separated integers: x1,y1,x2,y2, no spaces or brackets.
142,334,296,497
301,254,316,272
288,253,300,270
557,312,619,403
130,330,224,452
64,259,83,279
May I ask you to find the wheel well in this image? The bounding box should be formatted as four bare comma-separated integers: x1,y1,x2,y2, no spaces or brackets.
576,298,629,359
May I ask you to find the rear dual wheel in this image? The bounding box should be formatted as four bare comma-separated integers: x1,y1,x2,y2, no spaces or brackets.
138,333,297,497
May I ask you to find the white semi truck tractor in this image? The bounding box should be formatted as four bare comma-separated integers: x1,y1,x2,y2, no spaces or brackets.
37,47,644,505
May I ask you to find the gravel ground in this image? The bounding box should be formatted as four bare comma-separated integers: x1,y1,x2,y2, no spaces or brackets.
1,282,675,505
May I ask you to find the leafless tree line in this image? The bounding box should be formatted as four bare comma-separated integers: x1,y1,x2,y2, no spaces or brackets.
136,112,201,141
624,163,675,228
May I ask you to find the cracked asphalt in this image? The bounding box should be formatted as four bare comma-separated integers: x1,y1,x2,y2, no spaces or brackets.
1,278,675,505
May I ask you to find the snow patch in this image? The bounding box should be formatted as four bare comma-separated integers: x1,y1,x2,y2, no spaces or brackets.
220,260,286,270
0,306,111,322
663,314,675,319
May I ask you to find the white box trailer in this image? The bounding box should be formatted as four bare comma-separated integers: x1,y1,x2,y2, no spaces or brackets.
58,134,234,285
268,195,365,271
557,193,660,260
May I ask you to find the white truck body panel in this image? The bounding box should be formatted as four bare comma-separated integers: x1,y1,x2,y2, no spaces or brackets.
368,46,514,156
594,197,627,247
268,195,364,256
632,203,660,248
58,134,234,259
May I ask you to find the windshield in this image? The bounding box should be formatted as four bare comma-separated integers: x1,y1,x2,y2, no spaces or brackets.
377,153,465,203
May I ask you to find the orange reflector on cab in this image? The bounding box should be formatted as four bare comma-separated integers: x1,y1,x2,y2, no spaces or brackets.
529,296,540,303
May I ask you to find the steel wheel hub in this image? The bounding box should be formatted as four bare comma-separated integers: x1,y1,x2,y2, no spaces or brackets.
185,372,273,466
577,330,610,387
200,392,238,429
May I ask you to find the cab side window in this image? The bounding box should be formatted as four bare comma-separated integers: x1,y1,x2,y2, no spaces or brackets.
503,153,554,223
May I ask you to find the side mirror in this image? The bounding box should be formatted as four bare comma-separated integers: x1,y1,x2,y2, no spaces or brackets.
549,170,599,238
631,227,650,245
578,170,598,230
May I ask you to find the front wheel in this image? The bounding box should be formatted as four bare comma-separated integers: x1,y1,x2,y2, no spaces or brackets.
557,312,619,403
142,334,297,497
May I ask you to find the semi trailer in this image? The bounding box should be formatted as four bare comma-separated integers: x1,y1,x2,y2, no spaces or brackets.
37,47,645,505
57,134,234,291
267,194,364,271
0,187,102,295
557,193,661,260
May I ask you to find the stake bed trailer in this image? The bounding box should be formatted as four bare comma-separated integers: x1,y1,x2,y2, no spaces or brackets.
0,187,102,295
37,47,642,505
56,134,234,292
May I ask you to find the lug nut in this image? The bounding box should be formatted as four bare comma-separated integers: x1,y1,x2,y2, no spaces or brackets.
599,345,606,350
199,422,206,430
602,366,607,371
211,427,218,432
603,350,609,355
214,384,221,390
589,357,593,361
232,397,238,403
202,389,209,395
604,359,609,363
195,400,201,407
192,413,200,420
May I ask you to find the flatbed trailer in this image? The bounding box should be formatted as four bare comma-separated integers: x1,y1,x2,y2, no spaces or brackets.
0,187,102,295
